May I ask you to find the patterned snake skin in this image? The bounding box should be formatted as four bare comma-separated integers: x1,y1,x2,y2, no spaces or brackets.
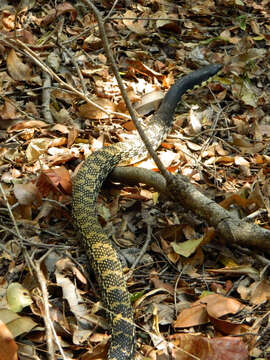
72,64,221,360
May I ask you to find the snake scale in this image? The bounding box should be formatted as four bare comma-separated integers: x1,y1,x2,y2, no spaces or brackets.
72,64,221,360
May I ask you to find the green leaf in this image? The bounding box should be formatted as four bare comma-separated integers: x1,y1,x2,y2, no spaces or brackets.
171,237,204,258
237,15,247,31
130,291,144,303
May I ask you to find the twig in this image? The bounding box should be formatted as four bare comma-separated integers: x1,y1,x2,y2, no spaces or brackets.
62,24,97,45
104,0,121,19
0,183,21,238
81,0,172,183
0,241,16,259
111,166,167,194
29,250,68,360
42,70,54,124
0,95,41,122
35,250,56,360
59,43,88,95
131,224,152,271
4,36,131,120
0,224,70,250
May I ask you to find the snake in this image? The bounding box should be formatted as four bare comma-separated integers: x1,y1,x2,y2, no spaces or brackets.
72,64,221,360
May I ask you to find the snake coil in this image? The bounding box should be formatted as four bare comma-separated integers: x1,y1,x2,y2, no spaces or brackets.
72,64,222,360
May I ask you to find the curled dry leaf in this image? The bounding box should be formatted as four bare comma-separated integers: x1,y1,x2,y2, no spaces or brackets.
122,10,147,35
169,333,248,360
55,258,87,285
209,316,251,336
135,90,164,116
51,124,70,134
0,100,18,121
189,106,202,133
13,183,38,206
8,120,48,131
78,98,116,120
41,1,77,26
36,167,72,197
196,293,244,318
0,320,18,360
174,294,244,328
174,303,209,328
25,138,51,162
249,279,270,305
127,59,164,80
1,10,16,31
7,49,32,82
0,309,37,339
234,155,250,176
155,11,180,32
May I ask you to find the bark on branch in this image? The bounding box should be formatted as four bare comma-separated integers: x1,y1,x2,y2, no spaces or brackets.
112,167,270,252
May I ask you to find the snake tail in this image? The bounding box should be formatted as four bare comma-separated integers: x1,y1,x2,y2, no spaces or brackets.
72,63,222,360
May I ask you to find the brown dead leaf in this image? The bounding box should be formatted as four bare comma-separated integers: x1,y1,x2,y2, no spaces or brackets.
234,155,250,176
8,120,48,131
172,237,204,258
83,34,102,51
55,271,90,326
0,309,37,338
36,167,72,197
80,342,108,360
231,80,259,107
47,152,76,167
186,140,201,151
122,120,136,131
25,138,51,162
209,316,251,336
208,265,259,279
196,294,244,318
51,124,69,134
215,156,234,164
169,333,248,360
190,0,216,15
49,137,67,147
33,200,53,222
155,11,180,32
67,128,78,148
150,272,174,295
79,98,116,119
1,10,16,31
13,183,38,206
127,59,164,80
135,90,163,116
189,107,202,133
51,89,77,104
41,2,77,26
0,100,18,120
175,294,244,329
56,258,87,285
249,280,270,305
2,28,36,44
219,29,240,44
0,320,18,360
232,133,253,148
174,303,208,328
122,10,147,35
7,49,32,82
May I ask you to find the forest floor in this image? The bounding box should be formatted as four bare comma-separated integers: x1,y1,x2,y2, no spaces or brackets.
0,1,270,359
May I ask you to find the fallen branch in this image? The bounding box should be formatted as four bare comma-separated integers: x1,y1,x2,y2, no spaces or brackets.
81,0,270,252
111,166,270,252
167,174,270,251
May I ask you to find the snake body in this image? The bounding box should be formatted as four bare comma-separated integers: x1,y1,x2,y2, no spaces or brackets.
72,64,221,360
